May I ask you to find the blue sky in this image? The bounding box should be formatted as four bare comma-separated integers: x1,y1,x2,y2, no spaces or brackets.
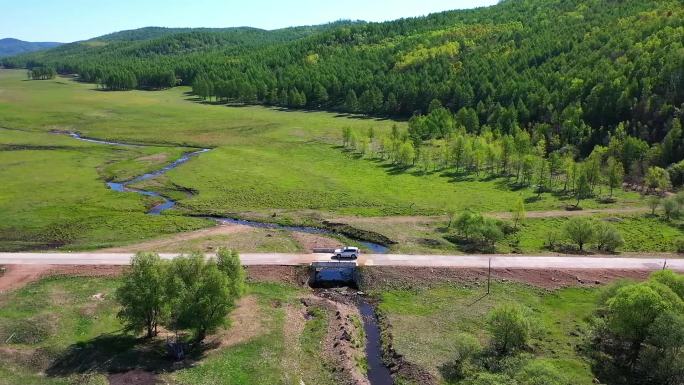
0,0,498,42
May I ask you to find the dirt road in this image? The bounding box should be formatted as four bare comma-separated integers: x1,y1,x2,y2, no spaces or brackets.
1,252,681,271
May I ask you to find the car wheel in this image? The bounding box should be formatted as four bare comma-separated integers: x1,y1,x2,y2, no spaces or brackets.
351,254,357,259
336,254,341,259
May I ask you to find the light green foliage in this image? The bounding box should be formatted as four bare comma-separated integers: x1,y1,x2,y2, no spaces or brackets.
594,222,624,252
454,211,504,250
511,197,526,229
486,305,531,355
166,253,234,341
515,361,569,385
463,372,517,385
663,197,681,220
116,252,168,338
563,217,595,251
216,247,246,297
645,167,671,191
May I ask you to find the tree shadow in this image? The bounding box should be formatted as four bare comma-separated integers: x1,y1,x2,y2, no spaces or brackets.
45,333,215,377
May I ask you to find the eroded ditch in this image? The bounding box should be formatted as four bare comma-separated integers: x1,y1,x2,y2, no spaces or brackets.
66,132,392,252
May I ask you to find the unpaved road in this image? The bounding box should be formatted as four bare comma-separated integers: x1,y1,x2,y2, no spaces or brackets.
1,253,682,271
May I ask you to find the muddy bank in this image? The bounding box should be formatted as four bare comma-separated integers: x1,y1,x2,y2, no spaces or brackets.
359,266,653,291
375,309,438,385
302,292,370,385
322,221,396,248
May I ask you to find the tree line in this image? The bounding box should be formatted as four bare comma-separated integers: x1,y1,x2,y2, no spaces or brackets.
5,0,683,168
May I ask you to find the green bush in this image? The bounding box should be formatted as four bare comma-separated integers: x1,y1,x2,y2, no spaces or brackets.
444,333,483,380
675,238,684,254
486,305,531,355
563,217,595,251
514,361,569,385
594,222,624,252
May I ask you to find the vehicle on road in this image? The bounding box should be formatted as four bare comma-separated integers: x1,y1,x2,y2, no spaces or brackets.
333,246,360,260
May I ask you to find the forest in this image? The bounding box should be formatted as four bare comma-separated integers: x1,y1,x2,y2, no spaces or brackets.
3,0,683,178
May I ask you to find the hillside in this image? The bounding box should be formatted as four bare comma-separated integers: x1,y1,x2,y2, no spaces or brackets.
0,38,61,58
3,0,683,162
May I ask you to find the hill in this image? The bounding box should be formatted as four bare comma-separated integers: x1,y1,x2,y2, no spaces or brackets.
0,38,62,58
3,0,683,164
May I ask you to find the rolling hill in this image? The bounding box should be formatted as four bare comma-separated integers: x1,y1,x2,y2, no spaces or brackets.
0,38,62,58
3,0,683,162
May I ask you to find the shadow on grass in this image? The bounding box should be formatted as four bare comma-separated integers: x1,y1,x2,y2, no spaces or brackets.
46,332,217,377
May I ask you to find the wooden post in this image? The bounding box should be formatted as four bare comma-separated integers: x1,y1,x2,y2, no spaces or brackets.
487,258,492,295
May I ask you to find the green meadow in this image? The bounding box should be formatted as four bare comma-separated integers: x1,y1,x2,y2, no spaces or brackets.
0,69,668,251
378,283,600,385
0,275,338,385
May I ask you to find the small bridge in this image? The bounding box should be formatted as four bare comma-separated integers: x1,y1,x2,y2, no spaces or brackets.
309,261,359,288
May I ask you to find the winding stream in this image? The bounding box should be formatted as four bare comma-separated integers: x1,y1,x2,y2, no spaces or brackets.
68,133,390,253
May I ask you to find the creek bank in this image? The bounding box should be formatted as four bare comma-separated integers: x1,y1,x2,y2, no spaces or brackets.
64,132,394,252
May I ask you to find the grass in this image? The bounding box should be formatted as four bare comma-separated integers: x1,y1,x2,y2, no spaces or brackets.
377,282,599,385
503,215,683,253
0,276,340,385
0,69,657,251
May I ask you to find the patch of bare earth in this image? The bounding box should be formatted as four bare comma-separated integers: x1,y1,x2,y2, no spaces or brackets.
246,265,309,286
108,369,159,385
360,266,652,291
303,293,370,385
100,224,253,253
0,264,124,293
291,231,342,252
204,296,263,351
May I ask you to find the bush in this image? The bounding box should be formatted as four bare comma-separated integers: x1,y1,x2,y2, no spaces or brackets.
514,361,569,385
594,222,624,252
563,217,595,251
453,211,505,251
663,197,681,220
676,238,684,254
544,230,563,250
463,373,517,385
443,333,483,380
486,305,531,355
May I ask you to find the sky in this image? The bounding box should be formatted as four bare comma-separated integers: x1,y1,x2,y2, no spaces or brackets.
0,0,498,42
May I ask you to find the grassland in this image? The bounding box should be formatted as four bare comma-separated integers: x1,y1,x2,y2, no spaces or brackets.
0,275,339,385
377,282,600,385
1,68,673,252
503,215,684,253
0,128,211,251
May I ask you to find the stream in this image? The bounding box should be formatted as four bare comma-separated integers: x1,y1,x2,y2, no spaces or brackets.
68,133,390,253
358,298,394,385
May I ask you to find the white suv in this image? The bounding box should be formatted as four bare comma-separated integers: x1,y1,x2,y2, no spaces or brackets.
333,246,360,260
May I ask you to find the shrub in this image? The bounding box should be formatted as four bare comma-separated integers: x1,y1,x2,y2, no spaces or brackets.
486,305,531,355
443,333,483,380
453,211,505,250
594,222,624,252
563,217,595,251
663,197,681,220
515,361,569,385
676,238,684,254
545,230,563,250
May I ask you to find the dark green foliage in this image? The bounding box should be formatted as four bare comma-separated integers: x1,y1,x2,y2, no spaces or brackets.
589,271,684,385
4,0,683,166
28,66,56,80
